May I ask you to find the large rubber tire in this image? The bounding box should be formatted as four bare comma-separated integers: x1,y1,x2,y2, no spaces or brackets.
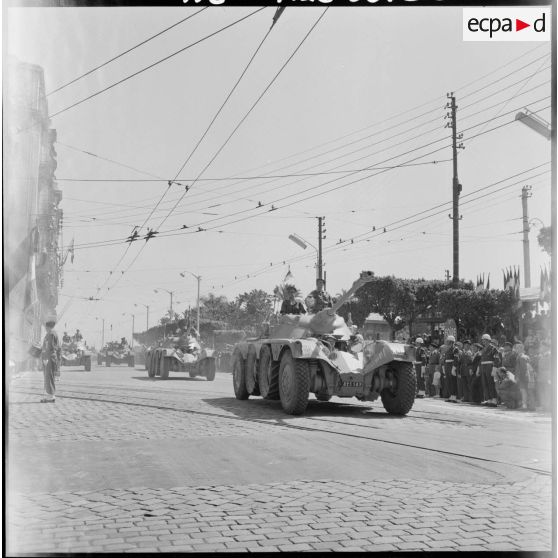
160,355,171,380
381,362,416,415
147,353,155,378
154,351,161,377
232,349,249,400
245,345,260,395
278,351,310,415
84,356,91,372
205,359,216,382
257,345,279,400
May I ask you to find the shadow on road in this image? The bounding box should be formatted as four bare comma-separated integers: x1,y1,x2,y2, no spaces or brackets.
131,376,208,382
202,396,405,423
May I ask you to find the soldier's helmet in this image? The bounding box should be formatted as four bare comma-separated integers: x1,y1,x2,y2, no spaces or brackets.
446,335,455,343
415,337,424,344
481,333,491,341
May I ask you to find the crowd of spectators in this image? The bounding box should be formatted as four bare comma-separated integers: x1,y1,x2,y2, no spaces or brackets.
411,329,551,412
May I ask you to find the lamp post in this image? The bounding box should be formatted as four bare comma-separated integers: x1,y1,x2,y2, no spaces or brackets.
154,289,175,319
289,233,321,280
122,313,135,348
134,303,150,330
180,270,201,334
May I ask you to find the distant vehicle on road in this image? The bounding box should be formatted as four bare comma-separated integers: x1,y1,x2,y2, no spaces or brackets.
146,333,216,381
97,341,134,367
61,340,92,371
231,272,416,416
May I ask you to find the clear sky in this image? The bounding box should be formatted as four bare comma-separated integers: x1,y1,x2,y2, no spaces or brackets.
7,5,553,346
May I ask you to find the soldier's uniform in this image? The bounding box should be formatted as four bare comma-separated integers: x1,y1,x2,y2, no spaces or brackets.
41,325,60,402
413,339,427,398
425,343,440,397
469,343,483,404
458,344,473,402
308,289,333,312
479,335,501,405
439,336,456,400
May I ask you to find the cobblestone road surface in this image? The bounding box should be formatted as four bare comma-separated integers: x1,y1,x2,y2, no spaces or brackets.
6,367,553,554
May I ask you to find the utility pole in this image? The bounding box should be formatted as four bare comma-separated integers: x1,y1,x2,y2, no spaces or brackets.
446,93,464,287
101,318,105,348
131,314,135,349
196,276,201,335
522,185,532,288
317,216,326,282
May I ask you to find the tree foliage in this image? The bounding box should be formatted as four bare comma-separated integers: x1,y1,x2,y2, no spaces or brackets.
537,226,551,256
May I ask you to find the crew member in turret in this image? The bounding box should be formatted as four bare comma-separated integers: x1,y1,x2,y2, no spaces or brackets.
280,286,306,315
308,278,332,312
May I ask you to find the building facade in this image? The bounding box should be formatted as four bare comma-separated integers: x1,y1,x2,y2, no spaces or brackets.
5,57,62,371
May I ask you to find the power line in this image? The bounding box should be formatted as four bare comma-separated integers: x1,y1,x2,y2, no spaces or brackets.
48,8,267,121
47,8,209,96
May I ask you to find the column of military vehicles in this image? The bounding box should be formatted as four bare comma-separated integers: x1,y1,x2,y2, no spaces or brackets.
123,272,418,416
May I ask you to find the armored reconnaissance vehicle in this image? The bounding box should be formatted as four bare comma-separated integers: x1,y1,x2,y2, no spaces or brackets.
147,334,216,381
231,272,416,415
98,341,134,367
61,340,92,371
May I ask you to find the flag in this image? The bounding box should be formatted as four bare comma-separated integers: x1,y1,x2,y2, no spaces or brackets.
486,273,490,291
283,266,294,284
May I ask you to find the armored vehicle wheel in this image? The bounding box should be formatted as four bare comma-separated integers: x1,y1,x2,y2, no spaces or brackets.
245,345,260,395
205,359,216,382
147,354,155,378
154,351,162,377
84,356,91,372
381,362,416,415
145,352,151,372
160,355,171,380
278,351,310,415
257,345,279,400
316,393,331,402
232,349,249,400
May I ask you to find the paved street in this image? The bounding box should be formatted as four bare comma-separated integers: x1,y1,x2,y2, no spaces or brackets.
7,363,553,554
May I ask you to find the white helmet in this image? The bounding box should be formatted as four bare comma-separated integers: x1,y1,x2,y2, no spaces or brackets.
446,335,455,343
481,333,491,341
415,337,424,344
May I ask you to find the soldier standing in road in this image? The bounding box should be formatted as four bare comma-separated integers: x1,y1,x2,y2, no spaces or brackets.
308,278,333,312
479,333,501,407
413,337,427,398
73,329,83,342
41,319,60,403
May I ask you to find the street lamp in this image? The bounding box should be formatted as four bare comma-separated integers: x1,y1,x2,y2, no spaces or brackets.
134,303,150,330
154,288,175,318
122,313,135,348
289,233,321,280
515,110,551,140
180,270,201,334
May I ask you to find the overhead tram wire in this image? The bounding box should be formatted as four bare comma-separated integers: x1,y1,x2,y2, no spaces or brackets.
59,75,550,224
212,165,551,289
57,47,549,223
97,6,286,299
154,7,331,234
66,100,550,252
47,8,267,122
47,8,209,96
